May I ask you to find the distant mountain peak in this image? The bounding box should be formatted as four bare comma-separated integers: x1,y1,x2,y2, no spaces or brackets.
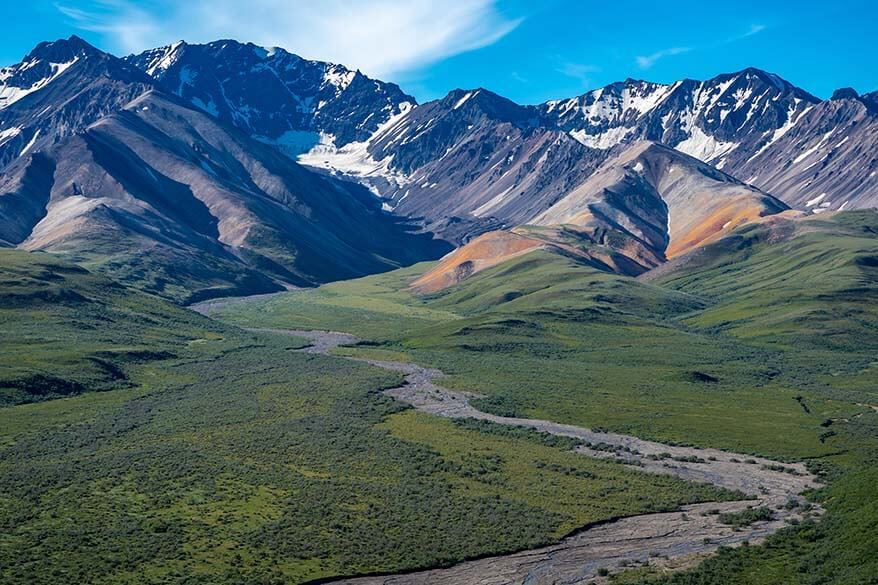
126,39,414,150
831,87,860,100
0,36,154,169
22,35,105,65
438,88,532,125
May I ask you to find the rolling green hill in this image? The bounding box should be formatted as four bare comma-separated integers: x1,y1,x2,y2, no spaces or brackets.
652,210,878,355
0,249,226,405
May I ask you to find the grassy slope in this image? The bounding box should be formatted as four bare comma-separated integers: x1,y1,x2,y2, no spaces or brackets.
620,211,878,585
0,249,228,405
214,210,878,584
0,250,732,584
218,250,846,458
655,211,878,404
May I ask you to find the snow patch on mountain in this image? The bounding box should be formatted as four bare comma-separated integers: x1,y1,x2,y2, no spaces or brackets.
297,102,415,191
793,130,835,164
0,126,21,145
322,64,356,92
0,57,79,110
257,130,322,156
675,126,738,163
143,42,185,76
453,91,476,110
569,126,635,149
748,103,814,161
805,193,827,207
19,129,39,156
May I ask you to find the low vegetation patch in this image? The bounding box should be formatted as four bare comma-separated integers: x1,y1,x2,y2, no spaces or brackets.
717,507,773,528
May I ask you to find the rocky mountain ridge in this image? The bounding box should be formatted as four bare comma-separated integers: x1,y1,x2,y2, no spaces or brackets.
0,37,448,302
2,35,876,297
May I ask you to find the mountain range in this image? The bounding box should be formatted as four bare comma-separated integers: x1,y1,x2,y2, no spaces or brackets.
1,35,876,299
0,37,447,302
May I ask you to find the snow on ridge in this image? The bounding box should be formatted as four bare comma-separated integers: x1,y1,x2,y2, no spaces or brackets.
453,91,477,110
792,129,835,164
674,126,738,163
569,126,634,150
0,57,79,110
571,81,674,125
747,103,813,162
805,193,827,207
19,129,39,156
297,102,415,191
322,65,356,92
0,126,22,146
256,129,322,157
145,42,184,77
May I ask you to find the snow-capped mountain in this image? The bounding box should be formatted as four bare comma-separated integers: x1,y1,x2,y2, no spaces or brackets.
542,69,819,163
299,88,610,241
730,90,878,211
0,36,153,170
0,37,448,302
264,70,878,242
1,34,876,294
126,40,414,156
539,69,878,211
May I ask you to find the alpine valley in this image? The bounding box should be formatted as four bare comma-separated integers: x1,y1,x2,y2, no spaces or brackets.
1,34,877,585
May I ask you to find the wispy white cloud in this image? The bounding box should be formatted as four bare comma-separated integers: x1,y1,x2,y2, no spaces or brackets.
510,71,528,84
57,0,522,78
635,23,767,70
555,62,601,89
57,1,159,53
741,24,767,39
635,47,691,70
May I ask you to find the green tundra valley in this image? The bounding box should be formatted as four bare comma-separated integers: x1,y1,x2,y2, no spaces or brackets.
1,19,878,585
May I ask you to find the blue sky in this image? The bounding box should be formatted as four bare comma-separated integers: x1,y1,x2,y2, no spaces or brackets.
1,1,876,104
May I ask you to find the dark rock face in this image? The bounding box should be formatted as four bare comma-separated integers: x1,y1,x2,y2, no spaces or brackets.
126,40,415,153
0,36,154,171
831,87,860,101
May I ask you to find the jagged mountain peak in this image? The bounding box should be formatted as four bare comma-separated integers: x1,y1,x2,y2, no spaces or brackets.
438,87,531,123
708,67,819,104
130,40,188,77
0,36,154,169
1,35,113,101
719,67,787,87
127,39,414,151
22,35,104,63
831,87,860,101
